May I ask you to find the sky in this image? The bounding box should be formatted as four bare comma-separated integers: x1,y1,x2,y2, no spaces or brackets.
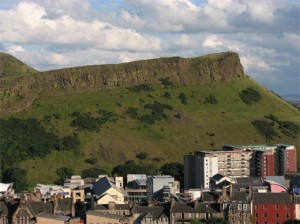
0,0,299,96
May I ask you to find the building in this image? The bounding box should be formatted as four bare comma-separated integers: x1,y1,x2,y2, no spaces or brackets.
0,183,14,198
93,176,128,204
86,210,128,224
146,176,179,202
131,204,169,224
184,152,218,189
252,192,295,224
126,175,147,202
185,144,297,189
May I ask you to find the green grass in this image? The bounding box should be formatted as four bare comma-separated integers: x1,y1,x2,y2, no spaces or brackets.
3,76,299,185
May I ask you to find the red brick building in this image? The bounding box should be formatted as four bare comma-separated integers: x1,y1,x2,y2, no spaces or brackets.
252,193,295,224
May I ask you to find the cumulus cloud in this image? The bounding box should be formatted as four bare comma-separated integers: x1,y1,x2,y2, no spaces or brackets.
0,0,299,95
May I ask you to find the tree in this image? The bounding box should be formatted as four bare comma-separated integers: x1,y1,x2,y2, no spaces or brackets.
2,167,28,192
191,219,203,224
207,217,228,224
55,167,73,185
81,167,108,178
160,162,184,185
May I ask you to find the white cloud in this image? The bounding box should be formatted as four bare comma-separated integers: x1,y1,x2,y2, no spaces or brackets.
202,35,223,48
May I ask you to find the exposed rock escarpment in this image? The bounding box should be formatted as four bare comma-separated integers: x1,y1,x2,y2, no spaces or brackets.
0,52,244,114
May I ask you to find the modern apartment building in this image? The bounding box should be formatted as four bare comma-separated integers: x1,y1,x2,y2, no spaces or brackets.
184,144,297,189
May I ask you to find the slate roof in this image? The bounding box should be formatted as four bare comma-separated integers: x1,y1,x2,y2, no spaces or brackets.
36,211,70,221
87,210,126,220
230,192,248,202
93,177,127,196
0,201,7,213
171,202,221,213
236,177,262,185
132,205,167,220
94,204,130,210
211,173,225,181
26,201,53,216
201,191,220,202
265,176,286,186
57,198,72,212
253,193,292,203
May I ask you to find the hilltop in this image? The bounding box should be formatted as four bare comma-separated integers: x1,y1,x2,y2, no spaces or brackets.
0,52,38,78
0,52,299,187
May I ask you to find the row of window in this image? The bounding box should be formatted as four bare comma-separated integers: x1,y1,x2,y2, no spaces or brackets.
255,204,289,209
255,213,289,218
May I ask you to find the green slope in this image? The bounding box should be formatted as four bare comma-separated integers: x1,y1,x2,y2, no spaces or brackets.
2,76,299,186
0,52,38,78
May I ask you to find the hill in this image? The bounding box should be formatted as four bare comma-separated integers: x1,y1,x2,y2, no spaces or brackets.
0,52,38,78
0,52,299,188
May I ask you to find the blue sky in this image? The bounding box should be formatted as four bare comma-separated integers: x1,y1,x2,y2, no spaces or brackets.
0,0,299,96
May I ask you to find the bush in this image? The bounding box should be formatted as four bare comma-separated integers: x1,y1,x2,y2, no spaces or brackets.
204,95,218,104
126,107,139,119
2,168,28,192
159,78,173,87
239,87,262,105
278,121,299,137
178,93,187,105
84,158,97,165
162,91,171,99
81,167,108,178
56,167,73,185
71,112,99,131
56,134,80,151
251,120,277,140
136,152,148,159
128,84,153,93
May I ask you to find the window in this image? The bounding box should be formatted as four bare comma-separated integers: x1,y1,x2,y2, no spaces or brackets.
243,204,248,210
256,213,258,218
238,204,242,210
264,213,267,218
275,204,279,210
276,213,279,218
286,213,289,218
285,204,289,210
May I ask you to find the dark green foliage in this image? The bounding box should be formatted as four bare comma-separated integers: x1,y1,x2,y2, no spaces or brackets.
2,168,28,192
264,114,279,122
159,78,173,87
207,217,228,224
278,121,300,137
56,167,73,185
136,152,148,159
112,160,157,177
71,112,99,131
251,120,277,140
191,220,203,224
81,167,108,178
53,113,62,119
204,95,218,104
71,110,118,131
162,91,171,99
126,107,139,119
160,162,184,185
128,84,153,93
139,101,173,125
84,158,97,165
174,113,181,119
56,134,80,151
97,109,119,125
178,93,187,104
239,87,262,105
0,117,60,168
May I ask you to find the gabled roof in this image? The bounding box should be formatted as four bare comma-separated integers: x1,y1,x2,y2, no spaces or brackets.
0,183,13,193
253,193,292,203
132,205,167,220
235,177,262,186
171,202,221,213
36,211,70,221
26,201,53,216
93,177,127,196
230,192,248,202
201,191,220,202
211,173,225,181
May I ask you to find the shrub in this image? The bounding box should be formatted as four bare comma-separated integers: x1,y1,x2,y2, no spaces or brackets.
178,93,187,105
278,121,299,137
128,84,153,93
136,152,148,159
59,134,80,151
251,120,277,140
126,107,139,119
84,158,97,165
239,87,262,105
159,78,173,87
81,167,108,178
204,95,218,104
162,91,171,99
71,112,99,131
53,113,62,119
56,167,73,185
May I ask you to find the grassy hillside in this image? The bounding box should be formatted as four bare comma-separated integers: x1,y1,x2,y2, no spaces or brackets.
2,75,299,186
0,52,38,78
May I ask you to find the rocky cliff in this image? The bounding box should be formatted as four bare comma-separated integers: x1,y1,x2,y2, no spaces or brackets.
0,52,244,114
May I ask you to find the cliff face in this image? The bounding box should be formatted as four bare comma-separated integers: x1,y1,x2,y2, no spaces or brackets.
0,52,244,114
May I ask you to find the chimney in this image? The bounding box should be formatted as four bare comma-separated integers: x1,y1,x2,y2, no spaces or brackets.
171,198,175,209
248,185,252,199
71,200,75,217
194,199,199,209
229,184,233,197
222,186,226,197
